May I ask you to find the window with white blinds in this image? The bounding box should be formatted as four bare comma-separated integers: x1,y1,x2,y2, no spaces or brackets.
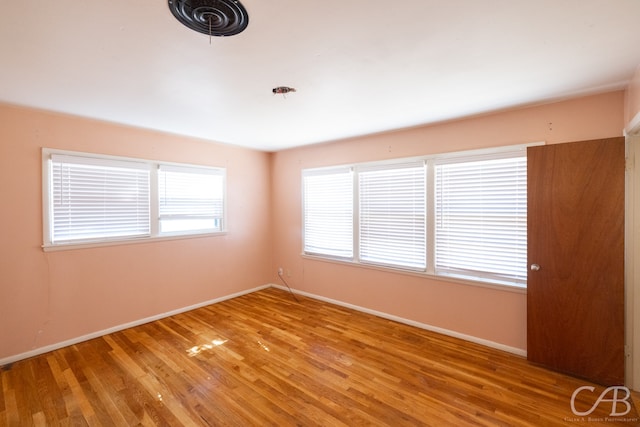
434,153,527,285
303,167,353,258
158,165,225,234
302,144,532,287
43,149,226,249
49,154,151,243
359,162,426,269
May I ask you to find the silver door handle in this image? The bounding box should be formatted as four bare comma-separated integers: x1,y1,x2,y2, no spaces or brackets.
530,264,540,271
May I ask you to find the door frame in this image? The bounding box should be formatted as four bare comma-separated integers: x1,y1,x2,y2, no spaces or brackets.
626,112,640,389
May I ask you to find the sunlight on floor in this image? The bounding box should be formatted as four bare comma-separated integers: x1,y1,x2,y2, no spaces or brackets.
257,340,270,352
186,339,229,357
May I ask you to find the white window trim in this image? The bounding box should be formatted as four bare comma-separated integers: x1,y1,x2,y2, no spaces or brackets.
301,252,527,294
301,142,544,289
42,148,227,252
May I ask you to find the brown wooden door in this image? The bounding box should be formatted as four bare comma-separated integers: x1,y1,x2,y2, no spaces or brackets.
527,137,625,386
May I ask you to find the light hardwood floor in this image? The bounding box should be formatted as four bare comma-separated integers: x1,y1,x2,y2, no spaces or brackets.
1,287,638,426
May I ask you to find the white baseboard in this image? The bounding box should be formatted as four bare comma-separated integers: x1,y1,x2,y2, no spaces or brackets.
270,284,527,357
0,284,270,367
1,282,526,367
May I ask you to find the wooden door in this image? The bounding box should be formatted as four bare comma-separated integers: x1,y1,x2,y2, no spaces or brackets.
527,137,625,386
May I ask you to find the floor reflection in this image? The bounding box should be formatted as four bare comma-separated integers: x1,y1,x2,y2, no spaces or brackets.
186,339,228,357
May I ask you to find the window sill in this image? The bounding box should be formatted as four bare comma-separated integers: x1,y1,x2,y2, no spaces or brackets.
301,254,527,294
42,231,227,252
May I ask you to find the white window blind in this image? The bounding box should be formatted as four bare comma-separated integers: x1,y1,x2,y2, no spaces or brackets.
158,164,225,233
303,167,353,258
434,153,527,285
50,154,150,243
358,162,426,269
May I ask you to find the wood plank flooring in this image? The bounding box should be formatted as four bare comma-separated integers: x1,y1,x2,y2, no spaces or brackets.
1,287,638,426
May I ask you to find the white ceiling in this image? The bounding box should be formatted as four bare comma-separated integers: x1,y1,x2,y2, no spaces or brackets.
1,1,640,151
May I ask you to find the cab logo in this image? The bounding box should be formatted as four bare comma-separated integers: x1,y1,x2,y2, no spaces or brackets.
570,386,631,417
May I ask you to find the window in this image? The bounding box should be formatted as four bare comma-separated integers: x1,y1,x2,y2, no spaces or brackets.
301,144,532,287
43,149,225,249
359,162,426,270
434,153,527,285
49,154,151,243
302,167,353,258
158,165,224,234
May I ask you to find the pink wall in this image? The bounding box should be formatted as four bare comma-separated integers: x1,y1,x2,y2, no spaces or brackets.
626,64,640,131
0,90,627,362
0,104,272,361
270,91,625,352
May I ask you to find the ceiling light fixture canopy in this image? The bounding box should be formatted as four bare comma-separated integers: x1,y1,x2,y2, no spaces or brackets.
168,0,249,37
272,86,296,95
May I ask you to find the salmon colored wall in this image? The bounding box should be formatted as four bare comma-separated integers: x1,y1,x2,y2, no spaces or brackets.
0,103,272,362
0,90,626,362
270,91,625,352
626,64,640,131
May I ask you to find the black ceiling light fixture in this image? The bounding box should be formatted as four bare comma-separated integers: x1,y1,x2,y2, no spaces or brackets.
168,0,249,37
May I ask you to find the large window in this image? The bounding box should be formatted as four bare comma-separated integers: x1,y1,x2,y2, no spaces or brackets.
43,149,225,249
302,145,531,287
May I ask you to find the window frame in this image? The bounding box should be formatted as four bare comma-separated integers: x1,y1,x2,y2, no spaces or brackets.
42,148,227,251
301,143,542,289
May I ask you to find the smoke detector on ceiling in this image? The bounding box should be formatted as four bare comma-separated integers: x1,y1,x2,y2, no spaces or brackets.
168,0,249,37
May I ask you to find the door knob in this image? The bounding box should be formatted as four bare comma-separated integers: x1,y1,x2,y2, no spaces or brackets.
530,264,540,271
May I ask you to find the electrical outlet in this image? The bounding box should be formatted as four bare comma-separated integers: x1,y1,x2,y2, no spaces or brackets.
278,267,283,276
